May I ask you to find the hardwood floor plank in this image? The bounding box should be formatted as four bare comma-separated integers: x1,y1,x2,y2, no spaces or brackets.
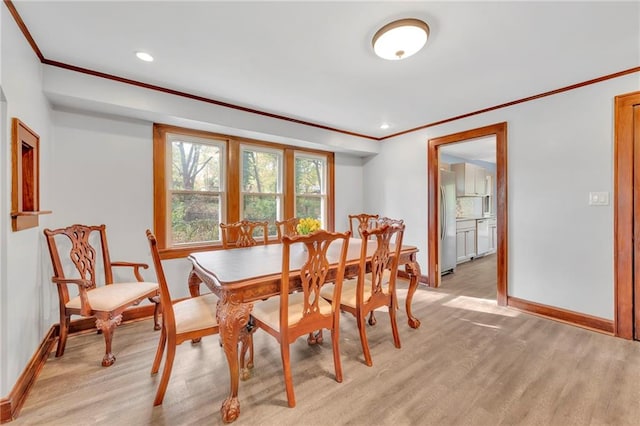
10,254,640,425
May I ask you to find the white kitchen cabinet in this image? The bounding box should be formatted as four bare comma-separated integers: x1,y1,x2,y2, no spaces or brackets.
451,163,488,196
456,219,477,263
476,219,490,255
488,218,497,253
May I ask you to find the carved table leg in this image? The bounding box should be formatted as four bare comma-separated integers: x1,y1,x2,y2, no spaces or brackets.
96,315,122,367
404,258,422,329
189,269,204,343
217,294,252,423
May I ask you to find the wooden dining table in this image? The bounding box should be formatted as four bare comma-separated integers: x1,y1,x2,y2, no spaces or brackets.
187,238,422,423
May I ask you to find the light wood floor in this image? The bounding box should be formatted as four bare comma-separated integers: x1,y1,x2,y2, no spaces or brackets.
12,254,640,425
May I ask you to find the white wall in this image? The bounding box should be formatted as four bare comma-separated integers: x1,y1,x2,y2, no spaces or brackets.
0,8,53,396
364,73,640,320
334,153,364,234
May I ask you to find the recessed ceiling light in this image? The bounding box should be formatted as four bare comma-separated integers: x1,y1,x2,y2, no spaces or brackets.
372,18,430,60
135,51,154,62
380,123,390,130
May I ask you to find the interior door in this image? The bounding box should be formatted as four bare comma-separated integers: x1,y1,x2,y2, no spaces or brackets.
634,104,640,339
614,91,640,339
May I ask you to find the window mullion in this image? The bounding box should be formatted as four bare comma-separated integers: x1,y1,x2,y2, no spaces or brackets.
227,139,240,223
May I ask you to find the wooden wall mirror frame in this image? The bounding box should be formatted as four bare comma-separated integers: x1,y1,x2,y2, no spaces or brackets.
11,118,51,231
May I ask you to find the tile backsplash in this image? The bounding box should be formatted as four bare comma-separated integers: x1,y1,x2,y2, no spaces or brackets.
456,197,483,218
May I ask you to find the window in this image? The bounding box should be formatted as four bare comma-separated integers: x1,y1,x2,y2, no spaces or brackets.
167,133,225,246
154,124,335,259
295,153,327,227
241,146,283,237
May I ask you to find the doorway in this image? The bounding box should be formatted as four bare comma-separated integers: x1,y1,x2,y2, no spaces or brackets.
427,122,508,306
439,137,497,300
614,91,640,339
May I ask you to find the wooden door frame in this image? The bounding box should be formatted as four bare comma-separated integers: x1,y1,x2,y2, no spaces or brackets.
614,91,640,339
427,122,508,305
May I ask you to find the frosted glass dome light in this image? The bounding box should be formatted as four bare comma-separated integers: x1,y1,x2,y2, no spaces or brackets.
372,19,430,61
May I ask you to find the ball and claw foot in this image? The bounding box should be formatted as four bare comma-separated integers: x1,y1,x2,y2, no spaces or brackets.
102,353,116,367
221,397,240,423
307,330,323,345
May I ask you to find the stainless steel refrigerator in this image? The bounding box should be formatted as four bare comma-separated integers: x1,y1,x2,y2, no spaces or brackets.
440,170,456,275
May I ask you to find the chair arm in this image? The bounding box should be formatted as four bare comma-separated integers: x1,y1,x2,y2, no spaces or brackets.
111,261,149,282
51,277,93,316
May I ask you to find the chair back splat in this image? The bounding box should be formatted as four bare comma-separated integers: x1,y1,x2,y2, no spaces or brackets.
275,217,299,242
220,220,269,248
348,213,379,239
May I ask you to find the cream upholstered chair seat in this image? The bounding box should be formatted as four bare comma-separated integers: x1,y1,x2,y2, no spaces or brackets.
252,292,332,332
322,270,393,309
66,282,159,311
173,292,218,334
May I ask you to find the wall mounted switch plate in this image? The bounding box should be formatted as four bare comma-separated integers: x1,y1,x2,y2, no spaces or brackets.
589,191,609,206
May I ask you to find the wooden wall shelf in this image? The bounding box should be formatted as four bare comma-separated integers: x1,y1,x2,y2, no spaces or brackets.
11,118,51,231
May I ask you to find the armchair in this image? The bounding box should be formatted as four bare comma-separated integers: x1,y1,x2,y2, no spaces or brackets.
43,224,160,366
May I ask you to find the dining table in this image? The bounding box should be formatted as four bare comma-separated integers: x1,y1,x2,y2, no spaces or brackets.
187,237,422,423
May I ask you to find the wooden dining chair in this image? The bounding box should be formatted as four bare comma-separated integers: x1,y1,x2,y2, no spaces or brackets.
146,230,220,406
321,222,405,367
43,224,160,367
220,220,269,248
275,217,299,241
250,230,350,408
348,213,379,238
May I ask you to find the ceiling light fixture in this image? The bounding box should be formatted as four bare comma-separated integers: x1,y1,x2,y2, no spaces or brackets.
372,18,430,61
135,51,154,62
380,123,390,130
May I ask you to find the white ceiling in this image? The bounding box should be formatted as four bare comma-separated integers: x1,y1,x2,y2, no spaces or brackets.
10,1,640,139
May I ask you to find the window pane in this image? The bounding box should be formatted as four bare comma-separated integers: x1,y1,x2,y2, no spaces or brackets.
243,194,279,236
295,157,324,194
171,193,220,244
242,150,280,193
172,141,221,191
296,196,322,220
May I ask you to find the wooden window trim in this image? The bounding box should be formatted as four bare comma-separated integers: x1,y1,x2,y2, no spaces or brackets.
153,123,335,259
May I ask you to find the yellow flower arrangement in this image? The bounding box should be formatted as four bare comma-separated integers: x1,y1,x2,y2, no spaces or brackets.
296,217,322,235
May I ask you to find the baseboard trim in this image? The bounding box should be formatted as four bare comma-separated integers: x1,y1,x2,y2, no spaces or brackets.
507,296,615,335
0,326,57,423
0,398,12,424
0,304,158,423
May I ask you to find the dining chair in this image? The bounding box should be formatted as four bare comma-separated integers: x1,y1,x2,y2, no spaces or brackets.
275,217,299,241
250,229,350,408
348,213,379,238
43,224,160,367
220,220,269,248
146,230,220,406
321,222,405,367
